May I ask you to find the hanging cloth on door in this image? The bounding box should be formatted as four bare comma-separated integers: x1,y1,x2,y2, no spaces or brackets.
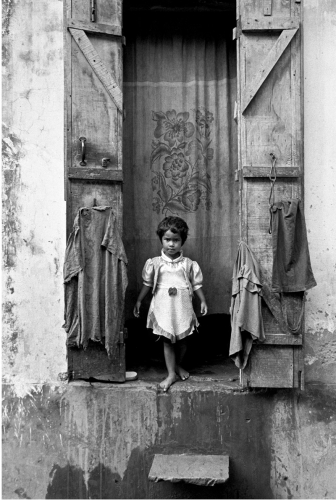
270,199,317,293
63,207,128,358
229,241,265,369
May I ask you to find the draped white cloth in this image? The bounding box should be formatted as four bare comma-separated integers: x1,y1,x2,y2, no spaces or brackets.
123,14,238,318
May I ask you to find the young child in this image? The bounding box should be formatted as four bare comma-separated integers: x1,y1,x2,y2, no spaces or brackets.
133,216,208,391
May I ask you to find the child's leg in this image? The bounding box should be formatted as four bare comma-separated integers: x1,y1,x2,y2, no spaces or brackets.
160,339,178,391
175,338,189,380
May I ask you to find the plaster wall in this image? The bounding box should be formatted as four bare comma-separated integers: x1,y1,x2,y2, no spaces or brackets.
303,0,336,385
2,0,336,498
2,382,336,500
2,0,67,389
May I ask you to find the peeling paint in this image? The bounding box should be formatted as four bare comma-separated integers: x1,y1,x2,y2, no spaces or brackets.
270,389,336,499
18,50,35,64
64,385,159,481
14,487,31,499
305,354,318,366
3,383,336,499
53,257,60,275
2,0,16,37
2,0,67,387
2,126,25,368
2,300,22,366
2,124,24,269
22,230,45,255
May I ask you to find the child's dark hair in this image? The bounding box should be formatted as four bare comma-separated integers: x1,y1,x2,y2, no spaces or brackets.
156,216,189,245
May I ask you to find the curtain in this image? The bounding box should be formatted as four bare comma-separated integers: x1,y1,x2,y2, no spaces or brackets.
123,13,238,319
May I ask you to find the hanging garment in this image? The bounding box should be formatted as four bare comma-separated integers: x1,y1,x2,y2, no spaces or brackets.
230,241,265,369
63,207,128,357
271,200,317,292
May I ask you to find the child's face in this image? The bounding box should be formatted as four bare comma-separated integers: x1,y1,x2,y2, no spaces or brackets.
162,229,182,259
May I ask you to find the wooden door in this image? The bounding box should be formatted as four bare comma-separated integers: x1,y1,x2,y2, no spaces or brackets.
236,0,304,388
65,0,125,381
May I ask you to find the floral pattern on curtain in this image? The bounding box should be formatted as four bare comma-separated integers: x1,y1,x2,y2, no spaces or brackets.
151,108,213,215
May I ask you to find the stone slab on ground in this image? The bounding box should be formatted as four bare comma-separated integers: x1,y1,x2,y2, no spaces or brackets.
148,454,229,486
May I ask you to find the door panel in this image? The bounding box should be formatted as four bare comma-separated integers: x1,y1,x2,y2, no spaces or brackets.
236,0,304,388
65,0,125,381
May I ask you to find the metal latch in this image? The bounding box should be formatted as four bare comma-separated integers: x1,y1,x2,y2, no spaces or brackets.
101,158,110,167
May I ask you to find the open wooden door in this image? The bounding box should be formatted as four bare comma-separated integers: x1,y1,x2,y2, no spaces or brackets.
64,0,125,381
236,0,304,388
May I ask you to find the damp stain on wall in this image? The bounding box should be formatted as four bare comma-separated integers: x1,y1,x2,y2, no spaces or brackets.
22,230,45,255
2,301,23,367
2,0,16,37
304,327,336,383
2,383,336,500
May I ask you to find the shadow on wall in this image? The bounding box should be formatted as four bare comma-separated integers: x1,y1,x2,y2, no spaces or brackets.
46,451,235,500
46,462,122,499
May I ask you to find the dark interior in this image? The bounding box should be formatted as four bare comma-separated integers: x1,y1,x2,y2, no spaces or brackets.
123,0,238,382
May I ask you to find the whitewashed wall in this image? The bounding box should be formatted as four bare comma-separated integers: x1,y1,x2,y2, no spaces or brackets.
303,0,336,384
2,0,67,391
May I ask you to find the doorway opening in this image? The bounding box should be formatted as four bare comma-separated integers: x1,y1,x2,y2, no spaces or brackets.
122,1,239,382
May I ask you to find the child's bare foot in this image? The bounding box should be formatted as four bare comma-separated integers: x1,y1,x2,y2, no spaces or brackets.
159,373,178,392
176,366,189,381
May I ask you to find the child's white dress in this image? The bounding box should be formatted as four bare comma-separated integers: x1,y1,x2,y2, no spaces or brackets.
142,250,203,343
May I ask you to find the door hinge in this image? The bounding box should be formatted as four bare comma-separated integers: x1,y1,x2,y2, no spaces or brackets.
91,0,96,22
235,169,241,181
298,370,303,390
232,20,242,40
263,0,272,16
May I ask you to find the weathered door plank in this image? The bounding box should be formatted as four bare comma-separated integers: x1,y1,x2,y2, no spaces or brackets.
65,0,125,381
242,28,298,112
241,17,299,31
67,18,122,36
69,28,123,112
237,0,303,388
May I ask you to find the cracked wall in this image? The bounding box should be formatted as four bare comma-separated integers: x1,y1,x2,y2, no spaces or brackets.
2,0,67,387
2,382,336,499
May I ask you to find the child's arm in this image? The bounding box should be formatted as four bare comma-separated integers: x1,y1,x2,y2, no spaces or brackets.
194,288,208,316
133,285,152,317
